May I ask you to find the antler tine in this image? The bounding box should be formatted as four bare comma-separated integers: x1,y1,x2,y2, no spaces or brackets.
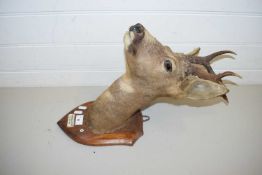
217,71,242,81
218,71,240,103
205,50,236,63
187,47,201,56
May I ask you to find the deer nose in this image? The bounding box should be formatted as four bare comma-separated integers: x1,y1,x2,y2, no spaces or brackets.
129,23,144,33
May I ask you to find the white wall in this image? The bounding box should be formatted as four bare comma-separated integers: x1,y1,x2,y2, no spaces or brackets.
0,0,262,87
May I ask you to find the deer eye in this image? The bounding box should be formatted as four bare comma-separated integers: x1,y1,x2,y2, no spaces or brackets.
164,60,172,72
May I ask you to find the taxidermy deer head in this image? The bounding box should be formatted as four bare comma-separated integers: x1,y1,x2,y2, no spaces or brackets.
87,23,240,134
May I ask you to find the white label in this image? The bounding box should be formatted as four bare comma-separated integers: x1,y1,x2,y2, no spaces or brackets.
78,106,87,110
75,115,84,125
67,114,75,127
73,110,83,114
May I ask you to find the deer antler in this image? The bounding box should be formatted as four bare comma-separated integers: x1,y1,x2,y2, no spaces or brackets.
187,50,236,74
187,47,201,56
185,50,241,102
216,71,242,82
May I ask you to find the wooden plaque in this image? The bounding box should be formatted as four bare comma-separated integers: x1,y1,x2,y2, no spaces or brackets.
57,102,144,146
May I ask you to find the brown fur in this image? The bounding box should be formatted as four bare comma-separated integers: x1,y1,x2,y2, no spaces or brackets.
88,23,240,134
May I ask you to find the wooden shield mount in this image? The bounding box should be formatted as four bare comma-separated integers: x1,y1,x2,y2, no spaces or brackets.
57,102,144,146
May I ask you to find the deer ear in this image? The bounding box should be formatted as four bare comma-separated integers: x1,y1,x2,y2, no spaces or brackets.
181,76,229,100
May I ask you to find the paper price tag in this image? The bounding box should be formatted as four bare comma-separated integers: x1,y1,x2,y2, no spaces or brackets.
75,115,84,125
67,114,75,127
74,110,83,114
78,106,87,110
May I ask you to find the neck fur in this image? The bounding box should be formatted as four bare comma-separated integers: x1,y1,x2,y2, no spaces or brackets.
88,74,155,134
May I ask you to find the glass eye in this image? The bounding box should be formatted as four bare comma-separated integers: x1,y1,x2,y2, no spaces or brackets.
164,60,172,72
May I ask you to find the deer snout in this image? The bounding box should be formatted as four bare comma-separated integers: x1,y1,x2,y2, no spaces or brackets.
129,23,144,34
124,23,145,54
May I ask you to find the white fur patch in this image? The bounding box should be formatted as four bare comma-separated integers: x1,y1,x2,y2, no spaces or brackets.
103,90,114,101
119,79,134,93
124,31,135,50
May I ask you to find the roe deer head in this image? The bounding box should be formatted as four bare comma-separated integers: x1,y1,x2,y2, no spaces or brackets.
87,23,240,134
